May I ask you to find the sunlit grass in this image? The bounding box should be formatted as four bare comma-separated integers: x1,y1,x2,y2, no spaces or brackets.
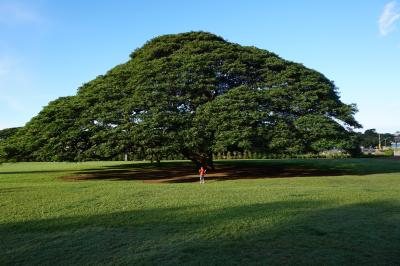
1,159,399,265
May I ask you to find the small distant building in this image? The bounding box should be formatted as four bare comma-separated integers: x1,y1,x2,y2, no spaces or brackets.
393,142,400,157
392,143,400,149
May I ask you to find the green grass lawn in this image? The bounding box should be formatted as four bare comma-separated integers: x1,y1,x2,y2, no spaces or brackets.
1,159,400,265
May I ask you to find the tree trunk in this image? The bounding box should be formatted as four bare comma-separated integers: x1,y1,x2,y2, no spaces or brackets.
181,149,215,171
156,153,161,166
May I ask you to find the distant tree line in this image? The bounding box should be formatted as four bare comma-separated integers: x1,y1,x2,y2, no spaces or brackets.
357,129,395,148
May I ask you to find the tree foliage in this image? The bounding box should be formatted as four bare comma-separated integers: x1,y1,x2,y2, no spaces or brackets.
0,127,21,162
0,127,21,142
1,32,361,167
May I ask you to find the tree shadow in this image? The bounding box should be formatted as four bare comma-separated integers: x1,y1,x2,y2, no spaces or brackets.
64,158,400,183
0,170,72,175
0,187,29,194
1,200,399,265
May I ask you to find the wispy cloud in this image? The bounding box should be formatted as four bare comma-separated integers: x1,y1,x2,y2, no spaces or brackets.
0,54,42,129
0,2,41,25
379,1,400,36
0,123,11,130
0,94,26,113
0,62,8,76
0,56,28,113
0,56,16,76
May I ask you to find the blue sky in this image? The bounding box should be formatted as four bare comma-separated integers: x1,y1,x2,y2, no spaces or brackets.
0,0,399,133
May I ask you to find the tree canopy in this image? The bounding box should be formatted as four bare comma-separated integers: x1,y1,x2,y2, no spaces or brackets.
0,32,361,167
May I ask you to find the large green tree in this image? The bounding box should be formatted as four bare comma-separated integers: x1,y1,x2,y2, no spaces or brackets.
1,32,361,167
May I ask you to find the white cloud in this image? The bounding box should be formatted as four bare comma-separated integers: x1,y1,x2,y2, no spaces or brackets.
0,2,41,25
379,1,400,36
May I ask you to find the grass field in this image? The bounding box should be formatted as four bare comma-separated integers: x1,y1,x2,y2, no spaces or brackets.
1,159,400,265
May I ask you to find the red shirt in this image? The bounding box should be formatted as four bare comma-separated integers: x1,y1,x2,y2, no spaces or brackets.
199,168,206,175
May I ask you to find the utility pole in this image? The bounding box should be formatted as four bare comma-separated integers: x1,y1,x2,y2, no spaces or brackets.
378,133,382,150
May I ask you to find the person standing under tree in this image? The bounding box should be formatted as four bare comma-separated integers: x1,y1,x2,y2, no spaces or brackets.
199,166,206,184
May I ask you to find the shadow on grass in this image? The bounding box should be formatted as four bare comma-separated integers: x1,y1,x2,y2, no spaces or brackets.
0,187,30,194
1,200,399,265
0,170,73,175
64,158,400,183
